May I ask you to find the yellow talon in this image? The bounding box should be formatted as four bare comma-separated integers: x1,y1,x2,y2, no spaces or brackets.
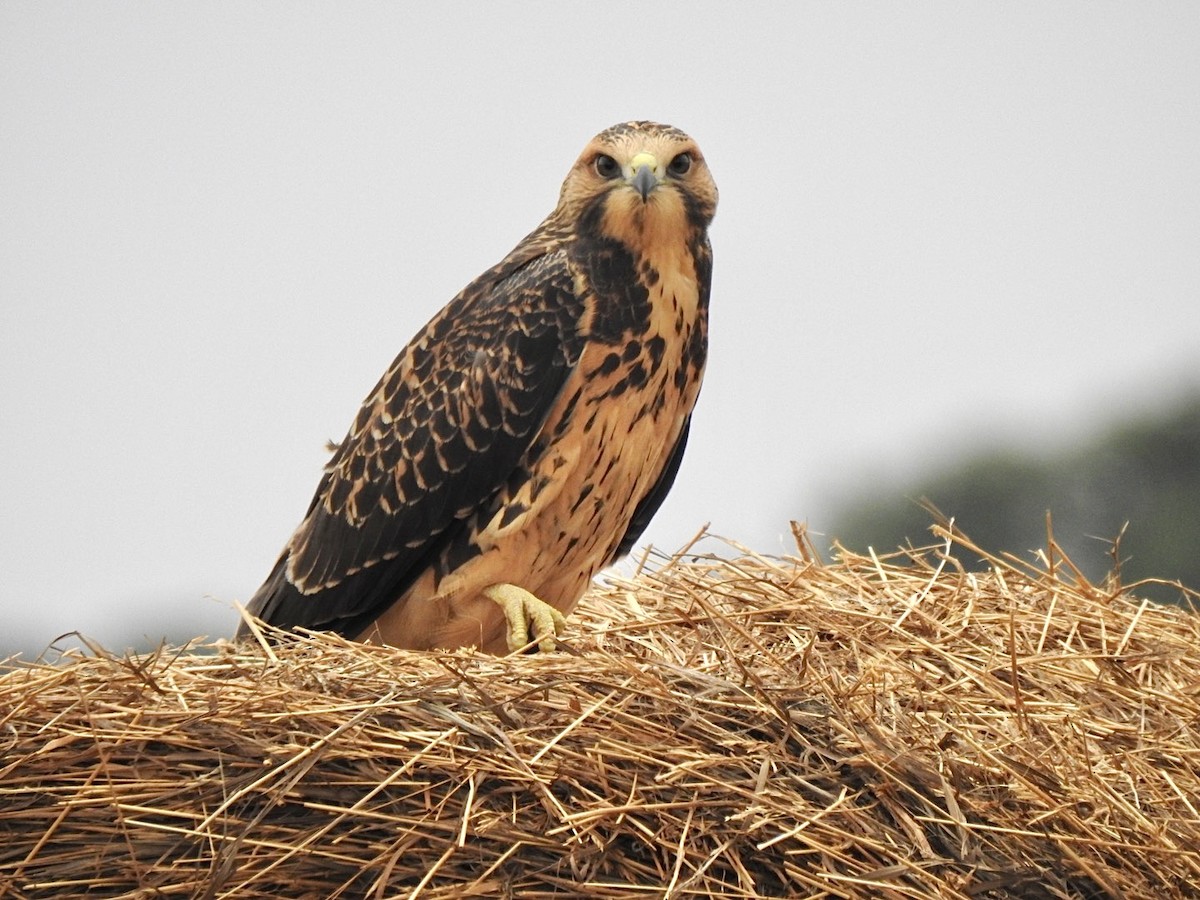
482,583,566,653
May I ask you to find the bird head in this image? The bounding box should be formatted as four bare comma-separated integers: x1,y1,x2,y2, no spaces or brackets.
557,121,718,247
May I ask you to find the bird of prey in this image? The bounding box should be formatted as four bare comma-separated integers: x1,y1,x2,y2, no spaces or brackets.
239,121,717,655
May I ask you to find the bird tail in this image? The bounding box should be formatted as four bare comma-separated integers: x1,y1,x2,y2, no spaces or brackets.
235,552,290,640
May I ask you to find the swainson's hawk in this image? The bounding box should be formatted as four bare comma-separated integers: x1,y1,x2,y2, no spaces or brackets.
239,121,717,654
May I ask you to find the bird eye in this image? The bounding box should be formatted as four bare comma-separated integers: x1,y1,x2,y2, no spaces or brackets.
667,152,692,176
594,154,620,179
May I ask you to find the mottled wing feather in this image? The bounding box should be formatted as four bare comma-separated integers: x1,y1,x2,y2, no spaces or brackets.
244,248,583,635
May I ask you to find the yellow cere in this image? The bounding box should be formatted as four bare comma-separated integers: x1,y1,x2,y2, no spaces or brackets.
628,151,659,174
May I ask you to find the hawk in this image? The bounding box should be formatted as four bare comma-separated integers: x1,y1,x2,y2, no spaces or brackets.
239,121,717,654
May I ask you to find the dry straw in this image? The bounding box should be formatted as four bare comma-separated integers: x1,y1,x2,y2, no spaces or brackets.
3,523,1200,898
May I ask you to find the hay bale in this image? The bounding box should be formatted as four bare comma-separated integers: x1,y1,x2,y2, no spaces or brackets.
3,525,1200,898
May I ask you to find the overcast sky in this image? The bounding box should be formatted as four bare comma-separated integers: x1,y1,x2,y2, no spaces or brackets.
3,3,1198,658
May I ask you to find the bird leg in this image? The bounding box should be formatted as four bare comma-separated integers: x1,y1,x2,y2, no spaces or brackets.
482,583,566,653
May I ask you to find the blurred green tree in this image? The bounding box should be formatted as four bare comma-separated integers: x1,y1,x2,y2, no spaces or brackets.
826,394,1200,605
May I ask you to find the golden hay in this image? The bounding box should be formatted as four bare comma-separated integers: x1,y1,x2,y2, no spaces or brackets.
3,524,1200,899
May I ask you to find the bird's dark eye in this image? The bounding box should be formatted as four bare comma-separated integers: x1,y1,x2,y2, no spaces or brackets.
667,152,692,176
594,154,620,179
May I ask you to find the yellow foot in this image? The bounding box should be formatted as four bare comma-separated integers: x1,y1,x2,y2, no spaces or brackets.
482,583,567,653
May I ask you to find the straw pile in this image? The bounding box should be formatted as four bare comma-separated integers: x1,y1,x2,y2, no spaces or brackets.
3,524,1200,899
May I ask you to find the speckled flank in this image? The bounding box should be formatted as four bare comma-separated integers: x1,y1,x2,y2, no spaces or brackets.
241,121,717,652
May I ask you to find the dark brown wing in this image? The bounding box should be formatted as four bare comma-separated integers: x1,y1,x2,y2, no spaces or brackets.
242,243,585,637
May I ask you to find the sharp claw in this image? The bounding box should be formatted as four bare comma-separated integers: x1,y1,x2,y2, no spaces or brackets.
482,583,566,653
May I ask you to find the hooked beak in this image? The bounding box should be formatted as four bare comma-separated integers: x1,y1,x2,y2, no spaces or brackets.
628,151,660,201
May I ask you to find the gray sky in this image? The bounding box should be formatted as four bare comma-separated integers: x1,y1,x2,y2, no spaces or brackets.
3,3,1198,657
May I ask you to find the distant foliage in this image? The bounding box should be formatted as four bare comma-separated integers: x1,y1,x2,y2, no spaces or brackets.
827,394,1200,605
